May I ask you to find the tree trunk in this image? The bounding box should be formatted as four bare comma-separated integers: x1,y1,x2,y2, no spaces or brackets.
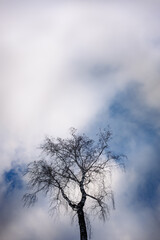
77,208,88,240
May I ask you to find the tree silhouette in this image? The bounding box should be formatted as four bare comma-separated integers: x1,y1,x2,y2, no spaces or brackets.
23,128,124,240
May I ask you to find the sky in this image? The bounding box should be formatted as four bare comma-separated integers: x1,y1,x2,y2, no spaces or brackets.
0,0,160,239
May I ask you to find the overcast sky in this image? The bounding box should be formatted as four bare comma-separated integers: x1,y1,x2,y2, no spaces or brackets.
0,1,160,240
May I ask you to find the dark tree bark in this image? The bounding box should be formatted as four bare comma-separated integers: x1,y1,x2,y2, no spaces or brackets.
77,208,88,240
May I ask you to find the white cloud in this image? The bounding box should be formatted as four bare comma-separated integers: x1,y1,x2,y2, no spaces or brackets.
0,1,160,239
1,1,160,145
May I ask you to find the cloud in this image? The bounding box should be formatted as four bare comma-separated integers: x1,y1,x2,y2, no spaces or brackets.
0,164,79,240
0,1,160,239
91,83,160,240
1,0,160,139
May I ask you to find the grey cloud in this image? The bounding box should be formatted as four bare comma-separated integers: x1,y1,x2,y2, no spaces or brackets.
0,1,160,240
88,83,160,240
0,170,78,240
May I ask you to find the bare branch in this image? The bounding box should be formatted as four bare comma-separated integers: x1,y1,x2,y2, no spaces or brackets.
23,127,125,240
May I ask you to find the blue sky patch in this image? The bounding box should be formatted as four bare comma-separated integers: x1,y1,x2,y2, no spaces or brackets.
3,165,24,194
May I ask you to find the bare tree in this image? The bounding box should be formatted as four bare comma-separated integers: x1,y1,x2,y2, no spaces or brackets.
23,128,124,240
